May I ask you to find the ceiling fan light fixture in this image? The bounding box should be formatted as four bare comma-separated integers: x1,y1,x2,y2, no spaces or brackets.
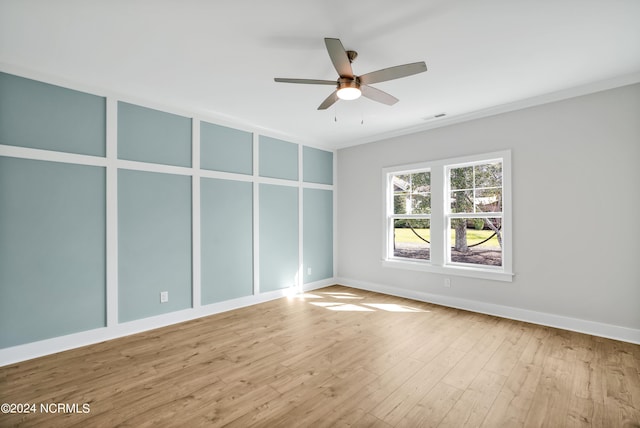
336,79,361,100
337,87,361,100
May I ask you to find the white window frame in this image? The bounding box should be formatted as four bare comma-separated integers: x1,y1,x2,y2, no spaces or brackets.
382,150,513,282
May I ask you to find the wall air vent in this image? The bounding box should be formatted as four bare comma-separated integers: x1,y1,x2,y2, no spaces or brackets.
422,113,447,121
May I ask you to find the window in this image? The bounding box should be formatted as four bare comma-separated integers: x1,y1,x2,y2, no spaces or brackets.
383,151,512,281
390,170,431,260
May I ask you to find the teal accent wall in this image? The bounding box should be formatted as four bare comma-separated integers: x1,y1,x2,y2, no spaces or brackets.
118,170,192,322
201,178,253,304
201,122,253,175
303,188,334,283
0,72,335,356
0,72,105,156
259,184,299,292
303,146,333,185
0,157,106,348
259,136,298,180
118,102,192,167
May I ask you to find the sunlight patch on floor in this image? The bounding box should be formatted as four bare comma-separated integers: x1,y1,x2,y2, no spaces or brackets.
318,292,364,299
295,289,429,312
309,301,342,307
326,303,375,312
293,293,324,299
310,301,374,311
363,303,427,313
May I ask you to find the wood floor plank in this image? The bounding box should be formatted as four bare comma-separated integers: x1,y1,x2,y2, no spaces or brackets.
440,319,510,390
481,360,543,427
524,354,577,427
265,367,379,427
439,369,507,427
350,413,394,428
1,284,638,428
566,333,598,427
224,376,328,427
316,357,426,426
370,346,467,425
484,320,531,377
397,381,463,428
449,313,500,352
519,324,553,367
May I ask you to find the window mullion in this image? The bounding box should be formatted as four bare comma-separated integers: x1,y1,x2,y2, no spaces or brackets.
384,173,394,260
429,164,445,266
448,212,503,219
392,214,432,219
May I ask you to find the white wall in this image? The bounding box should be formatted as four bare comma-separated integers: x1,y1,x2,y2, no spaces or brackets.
337,83,640,342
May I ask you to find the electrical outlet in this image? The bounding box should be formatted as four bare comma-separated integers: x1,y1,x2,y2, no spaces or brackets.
307,267,312,275
160,291,169,303
444,278,451,288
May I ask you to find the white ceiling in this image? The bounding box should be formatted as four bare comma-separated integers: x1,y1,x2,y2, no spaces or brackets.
1,0,639,150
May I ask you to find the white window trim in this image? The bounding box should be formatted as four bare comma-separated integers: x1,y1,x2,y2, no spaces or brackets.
382,150,513,282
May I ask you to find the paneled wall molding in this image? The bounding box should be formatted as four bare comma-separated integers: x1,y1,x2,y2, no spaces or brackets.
0,71,335,364
0,144,107,167
105,97,119,328
191,118,202,310
0,143,334,189
0,62,327,149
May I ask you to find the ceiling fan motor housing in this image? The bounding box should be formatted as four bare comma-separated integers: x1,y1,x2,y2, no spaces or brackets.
337,77,360,90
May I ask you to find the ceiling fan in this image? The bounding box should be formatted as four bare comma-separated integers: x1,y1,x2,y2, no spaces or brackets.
274,37,427,110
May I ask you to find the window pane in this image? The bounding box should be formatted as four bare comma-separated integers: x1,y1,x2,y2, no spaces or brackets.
450,161,503,214
393,219,430,260
475,162,502,188
395,174,410,183
411,171,431,189
475,188,502,212
450,217,502,267
394,193,408,214
412,193,431,214
393,171,431,214
451,190,473,213
450,166,473,190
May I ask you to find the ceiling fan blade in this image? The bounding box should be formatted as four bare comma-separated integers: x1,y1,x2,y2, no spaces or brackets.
324,38,354,78
359,61,427,85
361,85,399,106
317,91,339,110
274,78,337,85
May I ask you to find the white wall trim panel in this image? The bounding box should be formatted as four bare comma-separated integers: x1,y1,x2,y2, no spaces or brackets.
105,97,118,327
253,132,260,296
0,144,107,167
191,118,202,309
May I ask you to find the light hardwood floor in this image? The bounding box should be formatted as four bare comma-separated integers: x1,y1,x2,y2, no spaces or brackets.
1,285,639,427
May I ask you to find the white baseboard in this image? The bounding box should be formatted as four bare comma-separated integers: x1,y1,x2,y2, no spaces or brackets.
4,275,636,367
0,279,333,367
336,277,640,345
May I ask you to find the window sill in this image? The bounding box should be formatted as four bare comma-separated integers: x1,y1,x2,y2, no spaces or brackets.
382,258,514,282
